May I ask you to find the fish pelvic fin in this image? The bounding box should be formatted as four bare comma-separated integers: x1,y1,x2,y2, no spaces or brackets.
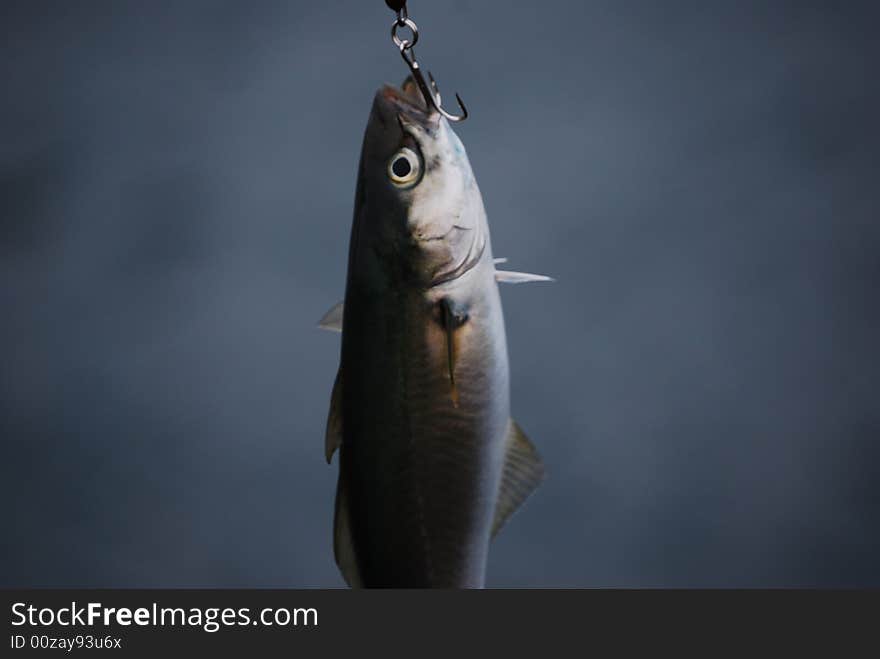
495,271,555,285
491,420,545,538
318,301,344,332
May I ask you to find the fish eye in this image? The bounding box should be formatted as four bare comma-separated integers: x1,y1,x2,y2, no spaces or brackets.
388,148,421,187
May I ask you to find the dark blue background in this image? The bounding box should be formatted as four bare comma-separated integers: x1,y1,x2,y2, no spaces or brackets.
2,1,878,587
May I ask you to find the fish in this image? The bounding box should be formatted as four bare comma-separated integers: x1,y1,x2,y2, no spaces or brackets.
319,77,552,588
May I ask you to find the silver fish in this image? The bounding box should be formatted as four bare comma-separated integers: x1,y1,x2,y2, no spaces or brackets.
320,78,551,588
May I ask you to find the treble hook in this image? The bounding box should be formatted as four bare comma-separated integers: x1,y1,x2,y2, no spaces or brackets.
390,11,469,122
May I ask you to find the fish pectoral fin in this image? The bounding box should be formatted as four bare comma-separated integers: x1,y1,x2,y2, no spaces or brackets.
318,301,344,332
495,270,555,284
325,369,342,464
441,299,469,407
492,420,545,539
333,473,362,588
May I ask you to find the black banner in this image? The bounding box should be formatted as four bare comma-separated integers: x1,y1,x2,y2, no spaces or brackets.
1,590,876,655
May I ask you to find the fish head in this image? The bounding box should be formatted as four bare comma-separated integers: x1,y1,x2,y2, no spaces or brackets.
358,78,486,286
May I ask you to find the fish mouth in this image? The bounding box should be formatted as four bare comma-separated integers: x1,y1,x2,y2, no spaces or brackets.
378,77,437,125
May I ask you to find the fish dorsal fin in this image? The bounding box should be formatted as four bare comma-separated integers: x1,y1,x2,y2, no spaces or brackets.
328,369,359,587
492,420,545,538
333,474,362,588
495,271,554,285
318,301,344,332
325,369,342,464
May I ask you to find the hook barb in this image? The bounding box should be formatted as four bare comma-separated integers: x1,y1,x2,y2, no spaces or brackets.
399,46,468,123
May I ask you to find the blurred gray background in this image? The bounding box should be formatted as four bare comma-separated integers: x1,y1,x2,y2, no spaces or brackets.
2,0,878,587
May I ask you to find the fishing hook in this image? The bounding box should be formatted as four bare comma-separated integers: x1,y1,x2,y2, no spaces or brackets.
389,5,468,122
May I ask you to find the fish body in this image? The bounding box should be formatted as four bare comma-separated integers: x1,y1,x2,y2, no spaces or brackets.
323,80,547,588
